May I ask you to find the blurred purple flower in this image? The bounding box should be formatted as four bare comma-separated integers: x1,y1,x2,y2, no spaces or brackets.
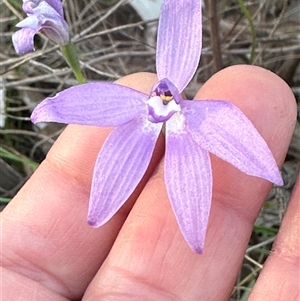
12,0,69,55
31,0,282,253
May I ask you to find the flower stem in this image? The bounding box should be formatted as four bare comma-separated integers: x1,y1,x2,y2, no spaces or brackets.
61,43,86,84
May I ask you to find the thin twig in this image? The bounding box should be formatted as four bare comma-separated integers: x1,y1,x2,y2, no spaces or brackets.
208,0,223,71
0,129,55,143
2,0,23,20
246,237,276,253
73,0,128,39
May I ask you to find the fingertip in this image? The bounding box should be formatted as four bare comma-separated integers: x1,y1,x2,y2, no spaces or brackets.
196,65,297,165
199,65,296,108
115,72,158,94
197,65,297,117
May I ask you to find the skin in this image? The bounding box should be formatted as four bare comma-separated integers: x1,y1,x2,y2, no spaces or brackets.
1,65,298,301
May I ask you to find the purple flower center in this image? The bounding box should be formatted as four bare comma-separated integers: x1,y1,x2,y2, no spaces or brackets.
147,79,181,124
152,81,174,105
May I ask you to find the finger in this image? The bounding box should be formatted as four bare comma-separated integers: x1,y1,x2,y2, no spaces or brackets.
249,175,300,301
82,65,297,301
1,72,163,300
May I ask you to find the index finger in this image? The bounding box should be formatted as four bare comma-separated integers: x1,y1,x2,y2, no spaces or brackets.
249,175,300,301
1,73,162,300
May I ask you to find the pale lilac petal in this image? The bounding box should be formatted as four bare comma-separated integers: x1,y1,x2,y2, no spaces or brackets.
15,14,41,29
13,0,69,53
39,16,69,45
165,118,212,253
31,83,148,127
23,0,51,15
182,100,283,185
25,1,69,44
156,0,202,92
44,0,64,16
22,0,36,14
12,27,37,54
88,118,162,227
23,0,63,17
15,13,69,48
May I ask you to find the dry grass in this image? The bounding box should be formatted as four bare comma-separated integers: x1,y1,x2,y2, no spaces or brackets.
0,0,299,299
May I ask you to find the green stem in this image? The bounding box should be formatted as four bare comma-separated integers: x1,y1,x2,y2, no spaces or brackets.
61,43,86,84
0,197,11,203
0,147,39,170
237,0,256,64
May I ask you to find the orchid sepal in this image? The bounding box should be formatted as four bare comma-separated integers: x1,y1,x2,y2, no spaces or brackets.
182,99,283,186
88,118,162,227
156,0,202,92
31,83,148,127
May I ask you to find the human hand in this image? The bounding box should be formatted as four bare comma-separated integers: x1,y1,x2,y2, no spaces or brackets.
1,65,298,301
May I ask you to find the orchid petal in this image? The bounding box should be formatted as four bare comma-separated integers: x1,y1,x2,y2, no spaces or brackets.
88,118,162,227
39,16,70,45
22,0,36,14
147,96,180,123
31,83,148,127
13,0,69,54
183,100,283,185
12,27,37,54
44,0,64,17
165,119,212,253
156,0,202,92
150,78,182,104
23,0,64,16
15,13,69,47
16,14,42,29
23,0,61,16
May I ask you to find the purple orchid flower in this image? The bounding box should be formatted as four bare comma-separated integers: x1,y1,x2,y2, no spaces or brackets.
12,0,69,55
31,0,282,253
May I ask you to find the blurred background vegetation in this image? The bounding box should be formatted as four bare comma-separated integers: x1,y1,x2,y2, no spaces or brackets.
0,0,299,299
